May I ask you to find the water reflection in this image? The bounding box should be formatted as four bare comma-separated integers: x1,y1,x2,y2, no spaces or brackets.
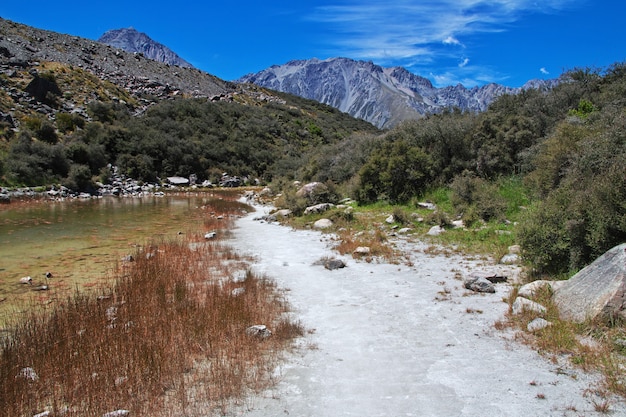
0,195,214,318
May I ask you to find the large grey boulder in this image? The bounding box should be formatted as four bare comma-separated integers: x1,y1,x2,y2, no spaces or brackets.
553,243,626,323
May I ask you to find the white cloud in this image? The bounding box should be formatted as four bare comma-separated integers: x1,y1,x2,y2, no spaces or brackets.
309,0,579,84
540,67,550,74
443,36,462,46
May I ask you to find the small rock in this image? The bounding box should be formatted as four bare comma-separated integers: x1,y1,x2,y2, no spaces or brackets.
204,231,217,239
512,296,547,316
418,202,436,210
324,258,346,270
17,367,38,381
304,203,335,215
246,324,272,339
499,253,520,265
518,280,553,299
427,225,445,236
353,246,371,256
397,227,412,234
33,412,51,417
231,287,245,297
527,318,552,332
464,276,496,293
19,276,33,284
385,214,395,224
313,219,333,229
451,220,465,229
102,410,130,417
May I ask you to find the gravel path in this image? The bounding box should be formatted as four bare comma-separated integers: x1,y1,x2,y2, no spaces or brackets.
227,206,624,416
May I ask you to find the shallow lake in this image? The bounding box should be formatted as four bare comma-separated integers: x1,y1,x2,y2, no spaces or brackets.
0,193,227,320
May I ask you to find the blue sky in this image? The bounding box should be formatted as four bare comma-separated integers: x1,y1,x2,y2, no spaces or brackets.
2,1,624,87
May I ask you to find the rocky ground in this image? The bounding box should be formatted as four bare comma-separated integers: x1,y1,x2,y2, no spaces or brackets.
224,204,626,417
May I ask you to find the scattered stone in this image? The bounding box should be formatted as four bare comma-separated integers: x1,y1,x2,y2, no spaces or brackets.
33,411,51,417
17,367,38,381
19,276,32,284
508,245,521,254
231,287,245,297
512,296,546,316
102,410,130,417
324,258,347,270
121,254,134,262
527,318,552,332
397,227,412,234
385,214,395,224
518,280,559,299
553,243,626,323
499,253,521,265
273,209,292,218
246,324,272,339
304,203,335,215
313,219,333,229
427,225,445,236
418,202,436,210
204,231,217,239
451,220,465,229
232,270,248,283
353,246,371,256
464,276,496,293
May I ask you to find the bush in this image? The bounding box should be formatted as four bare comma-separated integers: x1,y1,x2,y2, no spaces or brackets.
450,171,507,223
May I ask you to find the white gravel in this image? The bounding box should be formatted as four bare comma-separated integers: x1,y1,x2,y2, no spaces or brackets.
226,206,625,416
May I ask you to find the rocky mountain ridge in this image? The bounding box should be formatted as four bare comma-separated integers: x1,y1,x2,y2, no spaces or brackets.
0,17,239,130
238,57,558,128
98,28,194,69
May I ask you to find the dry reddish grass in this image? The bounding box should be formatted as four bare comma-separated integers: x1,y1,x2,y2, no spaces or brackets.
0,190,303,416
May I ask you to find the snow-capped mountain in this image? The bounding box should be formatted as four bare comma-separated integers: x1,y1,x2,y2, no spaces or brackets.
98,28,194,69
238,58,553,129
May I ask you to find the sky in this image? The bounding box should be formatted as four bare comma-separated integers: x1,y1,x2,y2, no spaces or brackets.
2,1,625,88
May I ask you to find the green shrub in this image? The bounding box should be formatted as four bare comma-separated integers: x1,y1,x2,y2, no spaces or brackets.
450,171,507,223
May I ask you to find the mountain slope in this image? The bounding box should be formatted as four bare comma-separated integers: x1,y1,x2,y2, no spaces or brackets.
98,28,194,68
238,57,554,129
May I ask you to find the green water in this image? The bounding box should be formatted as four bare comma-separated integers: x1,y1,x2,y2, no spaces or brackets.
0,194,215,319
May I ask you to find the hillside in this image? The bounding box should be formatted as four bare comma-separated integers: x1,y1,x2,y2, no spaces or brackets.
238,57,558,128
0,18,379,190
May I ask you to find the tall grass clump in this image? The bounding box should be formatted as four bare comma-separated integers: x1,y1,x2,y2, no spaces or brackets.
0,194,301,416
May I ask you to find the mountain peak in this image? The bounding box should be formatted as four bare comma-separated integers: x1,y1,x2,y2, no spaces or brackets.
98,28,193,68
237,57,530,128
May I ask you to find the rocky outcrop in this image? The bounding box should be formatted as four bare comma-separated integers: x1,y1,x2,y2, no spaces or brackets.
552,243,626,323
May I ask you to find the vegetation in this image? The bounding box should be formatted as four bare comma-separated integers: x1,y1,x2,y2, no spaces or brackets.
2,59,625,276
0,192,303,416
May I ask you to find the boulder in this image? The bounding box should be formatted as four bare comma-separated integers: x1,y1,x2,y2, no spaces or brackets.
313,219,333,229
296,182,326,198
553,243,626,323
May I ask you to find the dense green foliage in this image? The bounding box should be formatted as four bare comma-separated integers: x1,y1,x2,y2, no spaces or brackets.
341,64,625,275
0,93,378,189
1,62,625,275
